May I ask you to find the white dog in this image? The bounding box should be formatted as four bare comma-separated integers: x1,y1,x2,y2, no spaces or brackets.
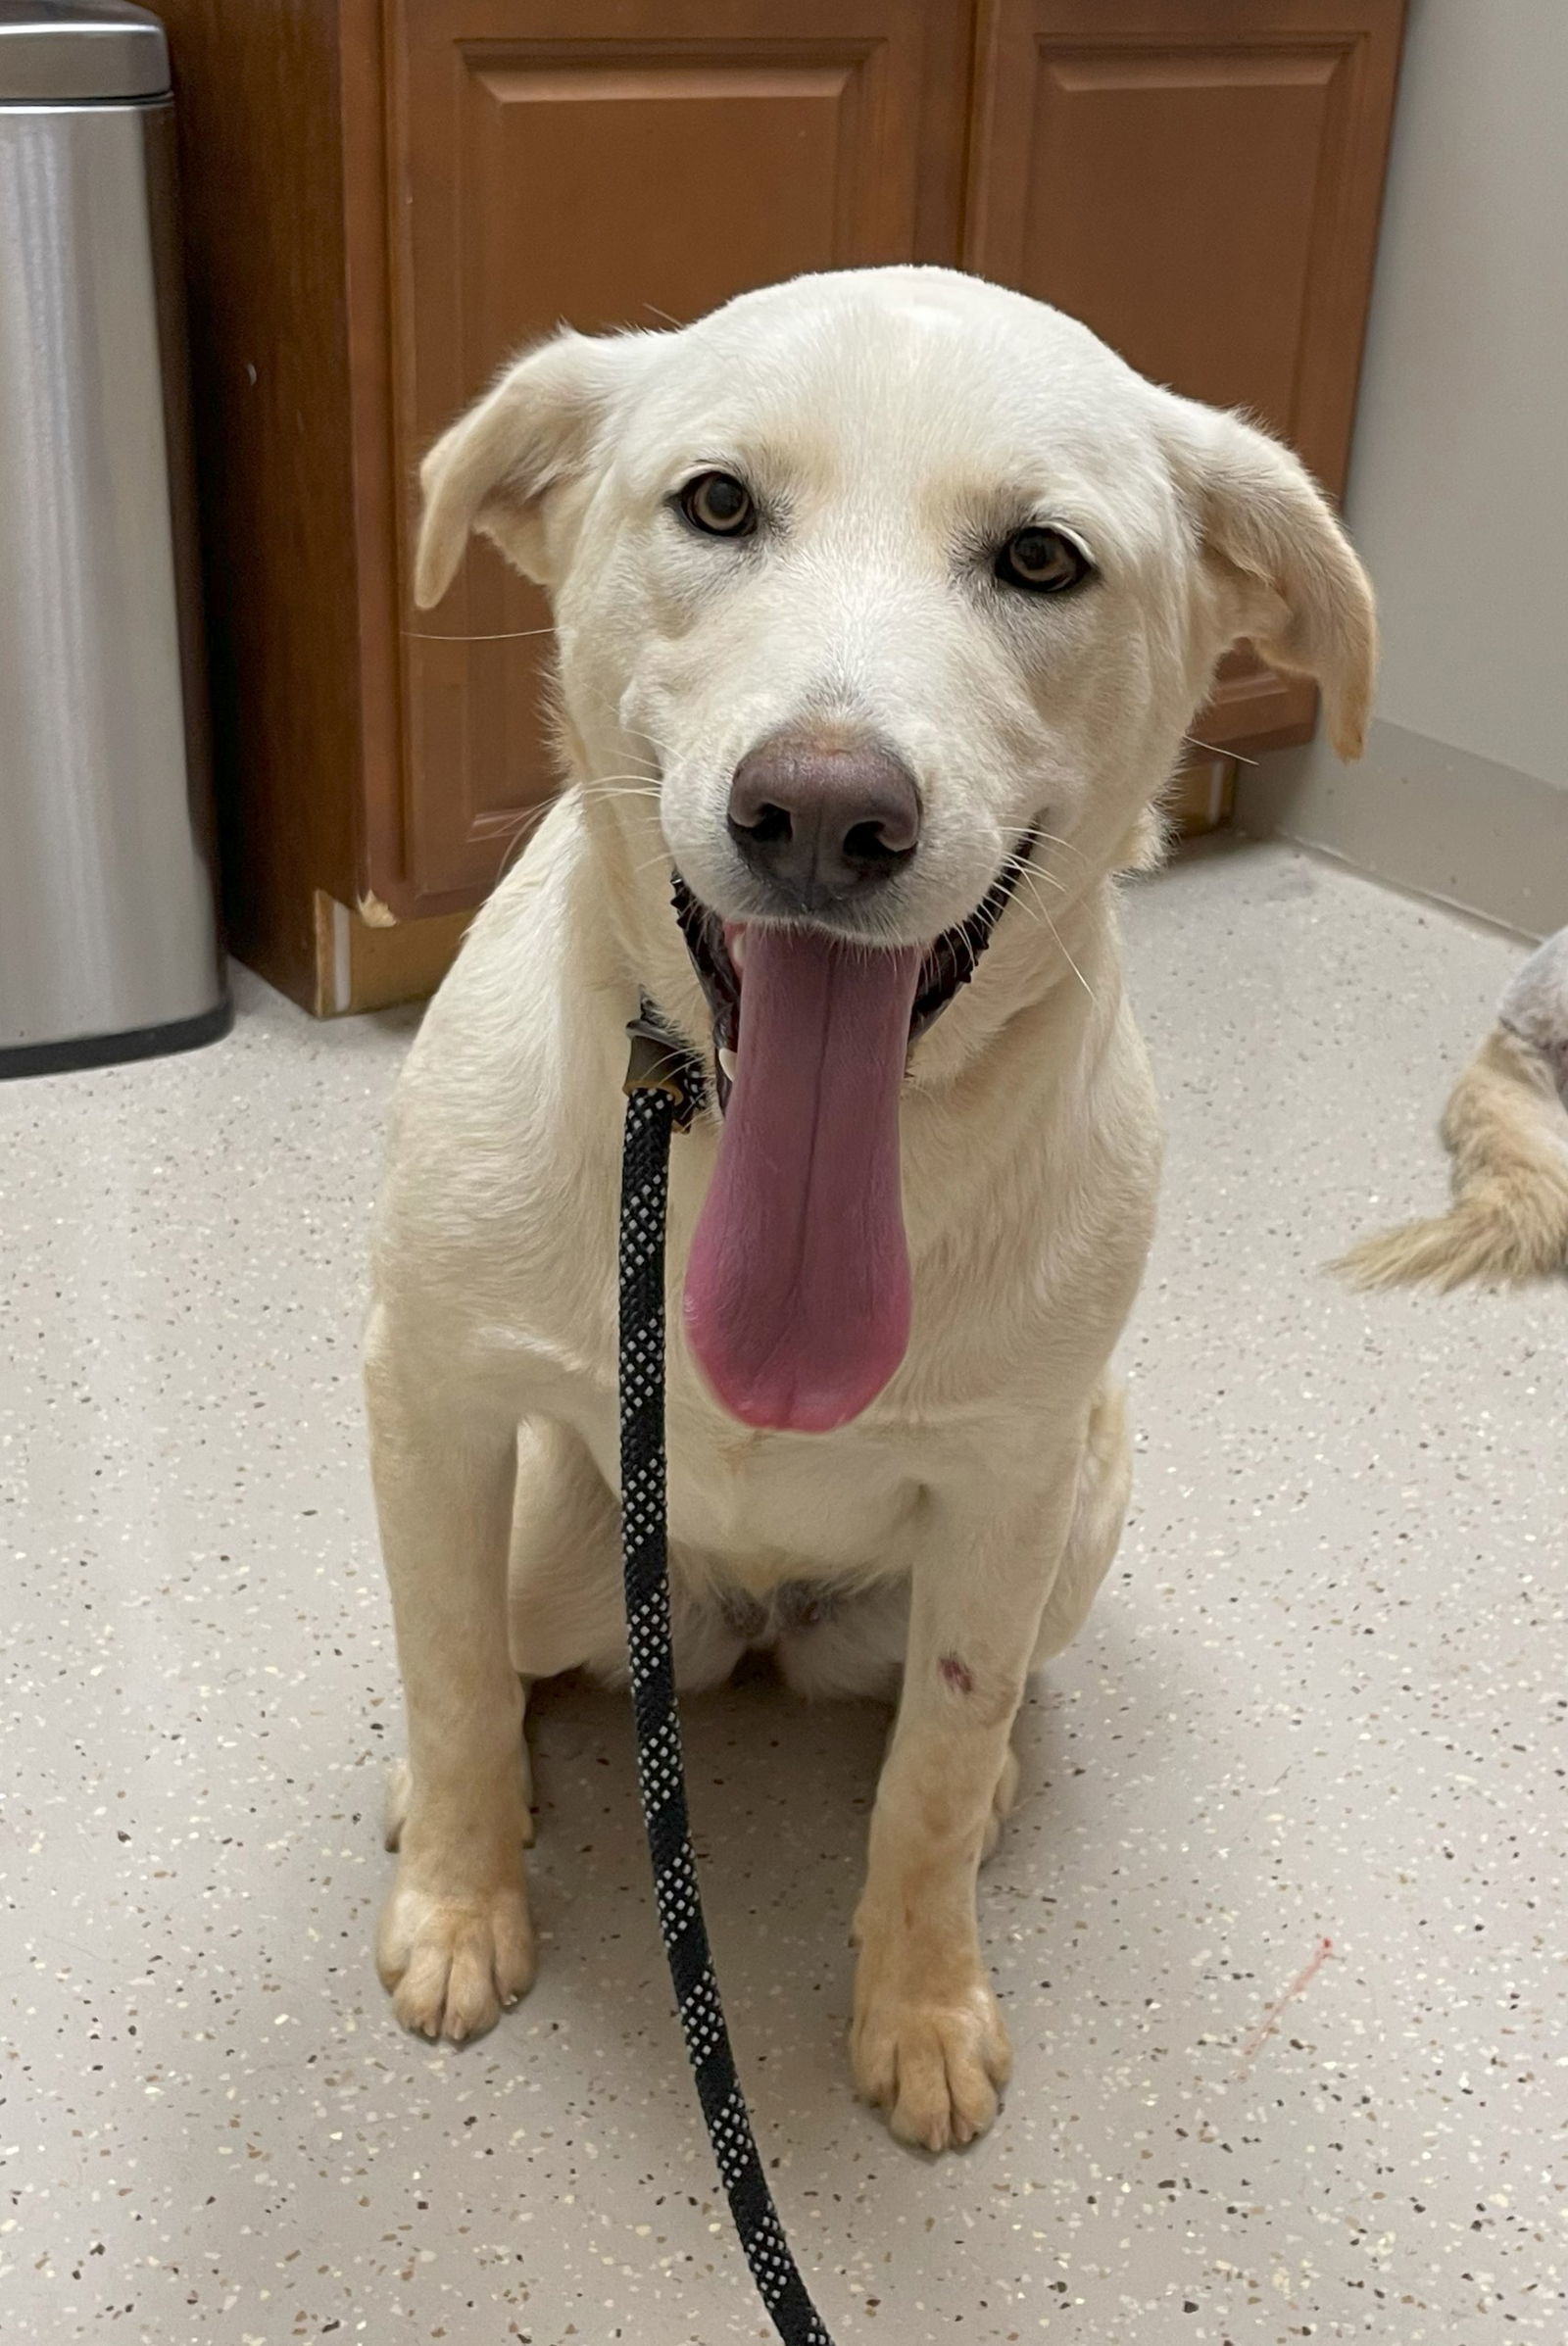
366,267,1374,2152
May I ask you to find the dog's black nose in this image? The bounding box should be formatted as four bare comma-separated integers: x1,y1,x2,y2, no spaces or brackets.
726,731,921,908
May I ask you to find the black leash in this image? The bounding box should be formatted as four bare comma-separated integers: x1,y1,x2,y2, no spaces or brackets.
618,1012,837,2346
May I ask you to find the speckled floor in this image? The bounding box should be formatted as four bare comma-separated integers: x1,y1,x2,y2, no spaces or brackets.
2,839,1563,2346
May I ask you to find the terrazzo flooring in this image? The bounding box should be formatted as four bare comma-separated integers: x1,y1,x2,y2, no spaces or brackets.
2,839,1563,2345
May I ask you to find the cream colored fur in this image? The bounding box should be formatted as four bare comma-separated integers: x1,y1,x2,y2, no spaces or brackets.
367,267,1374,2152
1337,927,1568,1291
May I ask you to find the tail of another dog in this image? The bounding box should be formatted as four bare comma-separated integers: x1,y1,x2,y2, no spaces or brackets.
1337,1028,1568,1291
1338,929,1568,1294
1337,921,1568,1295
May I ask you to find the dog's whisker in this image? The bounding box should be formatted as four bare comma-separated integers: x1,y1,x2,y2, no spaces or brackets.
1183,734,1256,769
1011,855,1067,900
580,759,664,788
998,896,1051,940
492,815,547,882
1006,897,1060,945
1031,830,1088,868
998,817,1089,876
576,778,665,804
998,848,1095,986
998,876,1095,994
405,623,564,645
1043,908,1095,1000
620,840,677,877
998,886,1063,946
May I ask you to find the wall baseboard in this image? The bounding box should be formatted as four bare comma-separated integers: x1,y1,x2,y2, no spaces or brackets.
1237,720,1568,943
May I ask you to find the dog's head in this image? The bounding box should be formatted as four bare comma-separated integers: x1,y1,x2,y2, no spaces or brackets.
416,266,1372,937
416,268,1375,1432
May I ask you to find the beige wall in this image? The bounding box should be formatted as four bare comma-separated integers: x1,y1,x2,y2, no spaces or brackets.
1240,0,1568,935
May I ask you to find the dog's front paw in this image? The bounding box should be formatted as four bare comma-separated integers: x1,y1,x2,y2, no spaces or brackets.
851,1955,1011,2152
376,1856,534,2043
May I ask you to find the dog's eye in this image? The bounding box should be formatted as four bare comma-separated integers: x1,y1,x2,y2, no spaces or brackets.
995,526,1092,595
678,471,757,538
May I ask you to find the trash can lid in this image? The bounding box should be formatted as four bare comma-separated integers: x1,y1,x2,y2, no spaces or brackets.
0,3,169,102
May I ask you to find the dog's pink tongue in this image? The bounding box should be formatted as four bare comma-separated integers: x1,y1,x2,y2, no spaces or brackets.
684,927,921,1433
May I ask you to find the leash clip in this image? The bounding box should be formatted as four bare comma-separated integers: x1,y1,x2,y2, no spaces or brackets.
624,1007,707,1133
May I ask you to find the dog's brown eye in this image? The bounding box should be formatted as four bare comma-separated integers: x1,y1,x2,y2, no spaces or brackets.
995,525,1092,595
679,471,756,538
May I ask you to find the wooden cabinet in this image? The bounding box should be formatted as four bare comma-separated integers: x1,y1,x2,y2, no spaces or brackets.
390,0,972,905
159,0,1403,1011
968,0,1405,749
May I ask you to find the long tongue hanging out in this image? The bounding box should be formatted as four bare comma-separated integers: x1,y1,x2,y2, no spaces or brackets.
683,927,922,1433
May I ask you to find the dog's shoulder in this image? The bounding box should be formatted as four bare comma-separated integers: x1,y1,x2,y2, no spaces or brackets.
374,797,627,1289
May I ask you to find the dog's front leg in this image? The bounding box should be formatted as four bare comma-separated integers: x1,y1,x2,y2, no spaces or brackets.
367,1317,533,2042
851,1471,1077,2151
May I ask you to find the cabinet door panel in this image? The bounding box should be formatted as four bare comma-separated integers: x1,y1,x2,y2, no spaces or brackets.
967,0,1404,751
386,0,969,911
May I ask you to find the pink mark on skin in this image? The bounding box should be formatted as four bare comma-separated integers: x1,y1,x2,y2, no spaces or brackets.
938,1654,974,1696
1237,1935,1335,2071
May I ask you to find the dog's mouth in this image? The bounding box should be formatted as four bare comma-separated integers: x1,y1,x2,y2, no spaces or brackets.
672,846,1031,1438
672,851,1029,1113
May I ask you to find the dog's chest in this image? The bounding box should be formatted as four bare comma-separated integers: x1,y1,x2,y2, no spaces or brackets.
663,1388,926,1580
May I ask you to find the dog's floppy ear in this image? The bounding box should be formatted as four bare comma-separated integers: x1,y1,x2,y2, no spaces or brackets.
414,328,651,607
1162,398,1377,760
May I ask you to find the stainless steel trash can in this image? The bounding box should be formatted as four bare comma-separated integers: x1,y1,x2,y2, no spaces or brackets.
0,2,228,1077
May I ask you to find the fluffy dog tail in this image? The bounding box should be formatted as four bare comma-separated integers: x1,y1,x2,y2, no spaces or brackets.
1336,928,1568,1293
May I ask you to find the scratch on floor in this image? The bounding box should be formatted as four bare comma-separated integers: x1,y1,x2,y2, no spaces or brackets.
1237,1934,1334,2071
